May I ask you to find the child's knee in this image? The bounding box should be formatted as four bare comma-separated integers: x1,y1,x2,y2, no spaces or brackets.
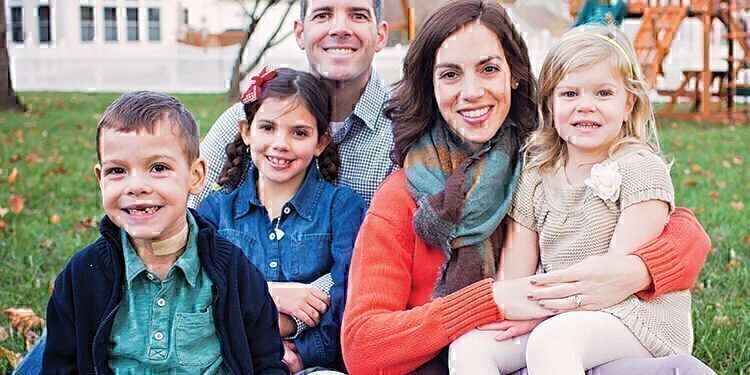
525,316,573,364
449,329,497,361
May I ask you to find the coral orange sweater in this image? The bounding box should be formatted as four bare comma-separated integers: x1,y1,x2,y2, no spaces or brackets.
341,170,709,374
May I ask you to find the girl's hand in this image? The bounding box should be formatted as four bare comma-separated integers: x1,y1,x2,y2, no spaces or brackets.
492,277,557,320
268,282,330,327
282,341,304,373
528,254,651,311
476,318,546,341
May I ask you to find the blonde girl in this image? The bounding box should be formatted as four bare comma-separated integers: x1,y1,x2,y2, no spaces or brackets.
449,24,693,374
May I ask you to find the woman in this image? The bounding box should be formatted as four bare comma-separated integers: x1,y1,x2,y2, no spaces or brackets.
341,0,712,373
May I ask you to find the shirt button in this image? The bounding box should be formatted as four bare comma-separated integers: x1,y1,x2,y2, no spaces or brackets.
146,273,155,281
269,233,276,240
154,331,164,341
156,298,166,307
269,261,278,268
283,207,291,215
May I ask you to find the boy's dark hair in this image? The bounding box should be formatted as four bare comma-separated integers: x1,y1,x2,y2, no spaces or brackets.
218,68,338,190
96,91,200,163
384,0,537,167
300,0,383,22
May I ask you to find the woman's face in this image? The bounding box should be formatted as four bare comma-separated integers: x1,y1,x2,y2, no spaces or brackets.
433,22,512,149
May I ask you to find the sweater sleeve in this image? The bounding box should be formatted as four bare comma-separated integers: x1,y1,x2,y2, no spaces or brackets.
341,174,503,374
42,266,78,374
294,188,364,367
633,207,710,300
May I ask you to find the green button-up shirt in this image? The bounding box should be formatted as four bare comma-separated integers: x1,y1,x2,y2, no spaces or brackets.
108,211,227,374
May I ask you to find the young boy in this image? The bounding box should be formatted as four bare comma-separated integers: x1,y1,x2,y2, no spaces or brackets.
42,91,288,374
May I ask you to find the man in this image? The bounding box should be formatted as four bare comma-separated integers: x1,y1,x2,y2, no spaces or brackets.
190,0,395,208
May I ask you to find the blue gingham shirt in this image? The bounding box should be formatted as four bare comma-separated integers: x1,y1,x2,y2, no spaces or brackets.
188,70,396,209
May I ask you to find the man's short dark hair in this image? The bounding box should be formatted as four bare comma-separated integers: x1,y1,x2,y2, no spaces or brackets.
300,0,383,23
96,91,200,163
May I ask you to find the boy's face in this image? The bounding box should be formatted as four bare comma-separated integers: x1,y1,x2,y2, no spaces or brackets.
95,120,206,241
294,0,387,83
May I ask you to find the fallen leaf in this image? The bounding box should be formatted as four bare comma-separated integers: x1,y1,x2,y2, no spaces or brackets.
24,154,40,164
0,346,22,369
39,239,54,250
730,201,745,211
2,308,45,334
733,156,744,165
709,191,719,200
682,179,698,187
690,164,703,173
742,235,750,246
710,247,718,254
74,218,98,232
721,160,731,169
714,315,732,326
49,214,60,224
9,195,24,214
725,259,741,271
23,329,40,352
0,327,8,342
0,220,6,232
7,168,18,185
0,207,7,217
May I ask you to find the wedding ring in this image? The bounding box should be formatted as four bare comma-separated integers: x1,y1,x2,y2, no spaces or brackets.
573,294,582,308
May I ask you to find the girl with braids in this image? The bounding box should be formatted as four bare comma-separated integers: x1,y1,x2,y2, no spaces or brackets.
198,67,365,372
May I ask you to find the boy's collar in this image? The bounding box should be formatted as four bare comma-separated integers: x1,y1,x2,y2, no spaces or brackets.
119,211,201,287
233,163,323,221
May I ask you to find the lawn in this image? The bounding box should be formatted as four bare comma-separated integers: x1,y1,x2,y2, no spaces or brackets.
0,92,748,373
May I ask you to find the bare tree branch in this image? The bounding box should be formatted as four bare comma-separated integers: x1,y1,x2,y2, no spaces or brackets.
234,0,252,18
227,0,299,101
239,0,296,80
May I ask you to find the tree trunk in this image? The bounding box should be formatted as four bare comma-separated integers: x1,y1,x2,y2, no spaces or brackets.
0,0,26,112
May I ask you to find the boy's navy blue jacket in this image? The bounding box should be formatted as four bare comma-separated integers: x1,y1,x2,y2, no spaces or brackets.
41,209,289,375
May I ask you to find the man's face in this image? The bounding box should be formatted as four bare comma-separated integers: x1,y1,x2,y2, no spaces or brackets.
294,0,388,83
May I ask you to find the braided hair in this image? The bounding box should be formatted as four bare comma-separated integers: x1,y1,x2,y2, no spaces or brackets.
217,68,339,191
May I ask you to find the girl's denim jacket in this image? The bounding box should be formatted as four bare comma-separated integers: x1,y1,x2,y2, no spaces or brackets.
198,165,365,368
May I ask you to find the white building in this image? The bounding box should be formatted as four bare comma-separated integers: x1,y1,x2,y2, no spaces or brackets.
5,0,739,93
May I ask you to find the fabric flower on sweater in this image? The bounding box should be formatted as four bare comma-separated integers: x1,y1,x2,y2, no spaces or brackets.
585,160,622,202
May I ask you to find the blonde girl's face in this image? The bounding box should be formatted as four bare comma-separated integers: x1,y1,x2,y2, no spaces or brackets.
552,59,635,158
241,97,330,189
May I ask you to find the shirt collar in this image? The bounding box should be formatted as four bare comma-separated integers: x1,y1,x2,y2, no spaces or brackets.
234,164,323,221
120,211,201,287
349,70,388,131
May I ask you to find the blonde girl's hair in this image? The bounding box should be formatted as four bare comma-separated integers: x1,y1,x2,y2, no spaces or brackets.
524,24,661,173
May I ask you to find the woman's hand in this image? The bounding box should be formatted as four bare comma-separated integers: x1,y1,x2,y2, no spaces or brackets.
476,318,546,341
268,282,330,327
492,277,557,320
282,341,304,373
528,254,651,311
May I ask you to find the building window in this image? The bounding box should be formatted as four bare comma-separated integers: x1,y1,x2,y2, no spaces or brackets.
104,7,117,41
38,5,51,43
80,6,94,42
126,8,139,41
10,7,23,43
148,8,160,41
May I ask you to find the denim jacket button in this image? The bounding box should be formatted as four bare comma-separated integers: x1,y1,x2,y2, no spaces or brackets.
269,233,276,240
154,331,164,341
269,261,278,268
283,207,291,215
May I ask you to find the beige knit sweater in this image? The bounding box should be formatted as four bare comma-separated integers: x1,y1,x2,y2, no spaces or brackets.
509,149,693,357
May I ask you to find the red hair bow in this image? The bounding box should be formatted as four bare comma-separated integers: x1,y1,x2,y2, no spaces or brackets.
240,66,277,104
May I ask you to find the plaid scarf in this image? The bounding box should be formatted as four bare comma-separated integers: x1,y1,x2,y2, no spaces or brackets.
405,117,521,298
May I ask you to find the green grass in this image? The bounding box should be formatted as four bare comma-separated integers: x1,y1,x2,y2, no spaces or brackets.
0,93,748,373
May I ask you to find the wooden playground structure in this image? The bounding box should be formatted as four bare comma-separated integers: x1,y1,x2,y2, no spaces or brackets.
572,0,750,123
